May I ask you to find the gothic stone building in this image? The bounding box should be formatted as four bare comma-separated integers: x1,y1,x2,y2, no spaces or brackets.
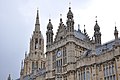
20,7,120,80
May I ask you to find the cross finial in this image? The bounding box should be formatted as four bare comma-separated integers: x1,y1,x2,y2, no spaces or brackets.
60,14,62,22
60,14,62,18
115,22,116,27
69,2,71,7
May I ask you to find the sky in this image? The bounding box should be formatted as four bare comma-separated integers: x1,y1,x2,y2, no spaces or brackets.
0,0,120,79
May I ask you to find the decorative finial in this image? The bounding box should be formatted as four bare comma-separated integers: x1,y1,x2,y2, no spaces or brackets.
84,25,85,29
49,19,51,22
84,25,86,33
114,24,118,40
60,14,62,22
8,74,11,80
69,2,71,10
36,9,39,19
95,16,97,23
78,24,81,32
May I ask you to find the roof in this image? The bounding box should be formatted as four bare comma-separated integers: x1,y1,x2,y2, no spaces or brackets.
95,38,120,55
74,30,89,41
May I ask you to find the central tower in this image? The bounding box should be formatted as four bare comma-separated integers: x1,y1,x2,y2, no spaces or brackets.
20,10,45,80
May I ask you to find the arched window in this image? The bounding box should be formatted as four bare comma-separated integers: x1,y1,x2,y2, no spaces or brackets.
36,61,38,69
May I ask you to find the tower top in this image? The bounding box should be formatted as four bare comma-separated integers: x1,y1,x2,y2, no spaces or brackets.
94,16,100,31
67,4,73,19
47,19,53,30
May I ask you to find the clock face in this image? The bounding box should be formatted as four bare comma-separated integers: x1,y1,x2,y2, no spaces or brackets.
57,51,62,57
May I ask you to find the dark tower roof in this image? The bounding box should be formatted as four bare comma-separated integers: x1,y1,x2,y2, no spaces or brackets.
67,7,73,19
94,20,100,31
47,19,53,30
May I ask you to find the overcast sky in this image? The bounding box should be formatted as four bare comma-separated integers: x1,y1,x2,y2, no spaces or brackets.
0,0,120,79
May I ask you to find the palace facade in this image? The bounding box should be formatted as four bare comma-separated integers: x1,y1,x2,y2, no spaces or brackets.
19,6,120,80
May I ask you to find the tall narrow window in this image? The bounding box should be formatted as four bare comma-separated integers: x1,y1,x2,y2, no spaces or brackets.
35,38,38,49
86,71,90,80
79,72,80,80
106,67,108,76
104,67,106,76
109,65,112,75
84,72,85,80
48,34,50,42
39,39,41,45
112,64,114,74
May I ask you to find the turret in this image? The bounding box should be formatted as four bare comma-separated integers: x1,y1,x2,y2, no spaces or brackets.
94,17,101,47
66,6,74,35
46,19,54,47
78,24,81,32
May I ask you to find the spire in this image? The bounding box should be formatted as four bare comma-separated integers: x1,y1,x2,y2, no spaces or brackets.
35,9,40,32
114,26,118,40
